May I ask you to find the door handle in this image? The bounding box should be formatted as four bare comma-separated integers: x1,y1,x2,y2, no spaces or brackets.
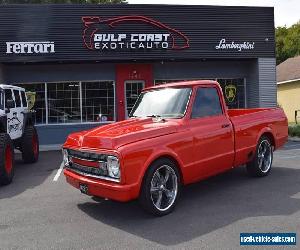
221,124,230,128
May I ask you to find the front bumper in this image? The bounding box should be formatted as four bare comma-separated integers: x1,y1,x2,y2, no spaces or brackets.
64,169,138,202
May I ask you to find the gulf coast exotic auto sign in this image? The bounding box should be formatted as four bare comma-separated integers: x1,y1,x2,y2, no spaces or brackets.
82,16,190,51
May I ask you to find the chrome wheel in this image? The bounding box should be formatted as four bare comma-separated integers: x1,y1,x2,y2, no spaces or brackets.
150,165,178,212
257,139,273,173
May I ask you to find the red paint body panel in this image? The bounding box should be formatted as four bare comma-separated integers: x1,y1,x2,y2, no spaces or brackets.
63,80,288,202
64,169,137,201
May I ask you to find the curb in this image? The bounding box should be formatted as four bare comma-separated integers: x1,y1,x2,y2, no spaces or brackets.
40,144,62,151
15,144,62,154
288,136,300,142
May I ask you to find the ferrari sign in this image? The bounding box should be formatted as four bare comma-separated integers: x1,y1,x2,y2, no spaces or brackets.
6,42,55,54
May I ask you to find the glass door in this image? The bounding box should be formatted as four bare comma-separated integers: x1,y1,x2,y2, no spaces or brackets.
124,81,145,119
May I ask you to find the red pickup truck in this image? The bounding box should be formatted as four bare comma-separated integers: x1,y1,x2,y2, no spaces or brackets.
63,80,288,216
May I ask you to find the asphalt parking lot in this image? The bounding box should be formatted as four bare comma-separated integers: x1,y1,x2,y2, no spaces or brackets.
0,141,299,250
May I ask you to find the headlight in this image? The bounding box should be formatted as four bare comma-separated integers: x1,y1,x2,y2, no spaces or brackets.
107,155,120,179
62,149,69,166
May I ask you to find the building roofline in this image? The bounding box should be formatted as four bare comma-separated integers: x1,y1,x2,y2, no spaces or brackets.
277,78,300,85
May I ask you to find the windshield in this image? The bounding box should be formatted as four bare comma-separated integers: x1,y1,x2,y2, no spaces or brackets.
0,88,3,110
130,87,192,118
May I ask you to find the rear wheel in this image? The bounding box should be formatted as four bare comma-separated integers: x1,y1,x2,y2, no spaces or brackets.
246,136,273,177
139,158,181,216
21,126,39,163
0,133,14,185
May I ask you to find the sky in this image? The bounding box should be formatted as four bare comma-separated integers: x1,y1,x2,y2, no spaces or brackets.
128,0,300,27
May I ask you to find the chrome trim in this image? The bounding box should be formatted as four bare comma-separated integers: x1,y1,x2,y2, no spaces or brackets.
70,156,106,163
182,88,193,118
257,139,273,173
65,166,120,183
67,149,109,162
150,164,178,212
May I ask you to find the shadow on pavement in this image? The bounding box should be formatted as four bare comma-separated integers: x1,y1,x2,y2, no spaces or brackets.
0,151,61,199
78,166,300,246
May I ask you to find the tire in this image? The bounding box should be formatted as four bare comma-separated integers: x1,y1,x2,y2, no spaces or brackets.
139,158,181,216
246,136,273,177
21,126,39,163
0,133,14,185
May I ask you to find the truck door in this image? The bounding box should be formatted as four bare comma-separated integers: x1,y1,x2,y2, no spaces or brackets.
189,86,235,179
5,89,23,140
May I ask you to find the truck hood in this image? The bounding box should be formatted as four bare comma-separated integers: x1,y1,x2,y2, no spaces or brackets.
64,118,179,150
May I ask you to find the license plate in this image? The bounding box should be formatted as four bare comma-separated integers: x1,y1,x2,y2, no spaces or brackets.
79,183,89,195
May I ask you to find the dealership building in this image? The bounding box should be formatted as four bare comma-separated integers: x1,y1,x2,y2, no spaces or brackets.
0,4,276,145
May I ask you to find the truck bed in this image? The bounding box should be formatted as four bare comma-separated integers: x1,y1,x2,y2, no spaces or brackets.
228,108,288,167
228,108,278,117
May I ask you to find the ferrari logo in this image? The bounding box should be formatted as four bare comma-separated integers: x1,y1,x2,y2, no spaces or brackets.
225,84,237,103
26,91,36,110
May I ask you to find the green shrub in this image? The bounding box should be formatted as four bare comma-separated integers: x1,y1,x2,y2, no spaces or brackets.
288,125,300,137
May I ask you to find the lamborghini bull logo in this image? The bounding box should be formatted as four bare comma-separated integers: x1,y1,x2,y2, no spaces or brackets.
26,91,36,110
225,84,237,103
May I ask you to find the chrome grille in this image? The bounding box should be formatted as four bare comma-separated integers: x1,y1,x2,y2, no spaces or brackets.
66,149,108,177
67,162,108,177
68,149,108,162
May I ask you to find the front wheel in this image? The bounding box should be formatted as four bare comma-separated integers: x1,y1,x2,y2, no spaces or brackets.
0,133,15,185
21,126,39,163
139,158,181,216
246,136,273,177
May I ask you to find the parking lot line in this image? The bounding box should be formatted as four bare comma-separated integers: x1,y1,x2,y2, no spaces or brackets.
53,162,64,182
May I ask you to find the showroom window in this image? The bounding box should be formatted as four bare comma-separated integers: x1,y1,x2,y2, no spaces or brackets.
218,79,245,109
82,81,115,122
154,78,245,108
17,81,115,125
47,82,81,124
16,83,46,124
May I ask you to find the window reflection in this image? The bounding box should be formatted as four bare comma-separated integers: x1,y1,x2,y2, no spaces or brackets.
17,81,115,124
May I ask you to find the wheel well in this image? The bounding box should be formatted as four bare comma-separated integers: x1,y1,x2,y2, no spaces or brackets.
261,132,275,148
144,155,184,184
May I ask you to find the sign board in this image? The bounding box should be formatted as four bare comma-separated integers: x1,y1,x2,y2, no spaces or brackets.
0,5,275,62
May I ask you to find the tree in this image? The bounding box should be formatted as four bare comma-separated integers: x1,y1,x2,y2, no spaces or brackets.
0,0,127,3
276,21,300,65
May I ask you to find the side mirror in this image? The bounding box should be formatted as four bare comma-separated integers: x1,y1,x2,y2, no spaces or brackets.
6,99,15,109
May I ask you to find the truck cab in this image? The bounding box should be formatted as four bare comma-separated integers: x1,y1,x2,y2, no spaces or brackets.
0,84,39,185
